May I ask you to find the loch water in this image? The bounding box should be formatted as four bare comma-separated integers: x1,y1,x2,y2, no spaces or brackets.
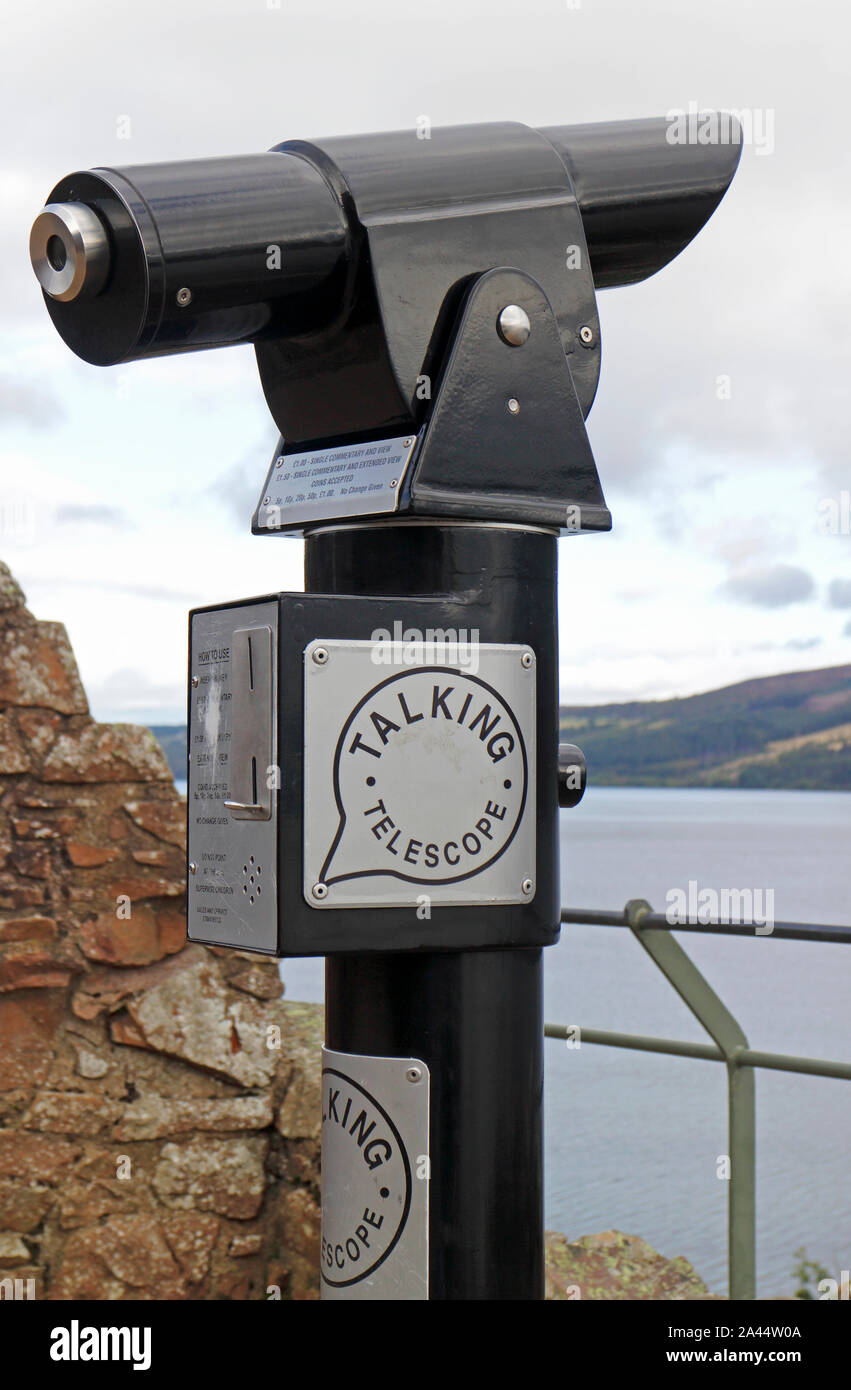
272,786,851,1297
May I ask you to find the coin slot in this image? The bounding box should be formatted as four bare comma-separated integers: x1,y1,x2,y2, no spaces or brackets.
223,625,273,821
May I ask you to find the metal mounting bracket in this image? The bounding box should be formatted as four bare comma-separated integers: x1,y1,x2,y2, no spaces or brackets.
407,267,610,535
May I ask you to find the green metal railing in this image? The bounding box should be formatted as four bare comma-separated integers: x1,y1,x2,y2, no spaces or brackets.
545,900,851,1300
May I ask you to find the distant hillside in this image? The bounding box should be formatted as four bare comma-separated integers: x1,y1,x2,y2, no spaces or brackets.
560,664,851,790
148,664,851,791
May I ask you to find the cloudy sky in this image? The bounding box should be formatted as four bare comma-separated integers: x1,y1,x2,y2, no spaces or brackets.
1,0,849,723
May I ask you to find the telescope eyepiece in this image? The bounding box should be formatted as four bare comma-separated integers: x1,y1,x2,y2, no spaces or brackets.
30,202,111,303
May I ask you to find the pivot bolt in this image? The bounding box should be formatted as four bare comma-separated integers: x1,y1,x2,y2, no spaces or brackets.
497,304,531,346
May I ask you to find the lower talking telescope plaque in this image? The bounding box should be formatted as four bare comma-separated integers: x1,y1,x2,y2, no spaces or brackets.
320,1048,430,1301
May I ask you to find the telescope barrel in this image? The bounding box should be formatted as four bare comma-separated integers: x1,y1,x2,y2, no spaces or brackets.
31,154,349,366
541,117,742,289
30,119,741,367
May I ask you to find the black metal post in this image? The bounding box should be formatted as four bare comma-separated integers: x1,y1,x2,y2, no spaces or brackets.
306,521,557,1300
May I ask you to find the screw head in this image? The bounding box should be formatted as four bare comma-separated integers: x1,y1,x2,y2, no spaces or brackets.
275,456,284,468
404,437,415,447
263,496,270,505
312,647,329,666
521,650,534,669
579,324,594,346
189,861,197,875
521,878,534,896
312,882,328,900
176,286,192,307
507,397,520,415
389,478,398,488
497,304,532,347
191,675,199,688
406,1066,423,1083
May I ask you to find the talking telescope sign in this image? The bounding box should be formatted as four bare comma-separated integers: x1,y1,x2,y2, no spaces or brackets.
303,641,536,908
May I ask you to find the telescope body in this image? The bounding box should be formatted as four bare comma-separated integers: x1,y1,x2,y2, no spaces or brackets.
32,119,740,395
28,114,742,1302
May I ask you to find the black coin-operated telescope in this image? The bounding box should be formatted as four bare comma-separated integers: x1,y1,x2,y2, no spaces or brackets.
31,119,740,1301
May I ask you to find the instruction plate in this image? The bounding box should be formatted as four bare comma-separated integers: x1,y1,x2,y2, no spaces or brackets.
253,436,417,531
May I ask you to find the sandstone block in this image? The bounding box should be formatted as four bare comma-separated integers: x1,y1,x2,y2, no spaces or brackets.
123,799,186,848
0,714,30,773
67,843,120,868
153,1136,268,1219
23,1090,122,1137
229,964,284,1001
0,1178,54,1231
114,1093,274,1141
15,709,65,763
49,1212,219,1300
0,941,83,994
0,1129,80,1182
275,1002,324,1141
228,1232,263,1258
118,959,280,1088
0,916,58,943
42,724,172,783
0,620,88,715
10,843,51,879
0,991,66,1091
74,1047,110,1079
0,563,27,613
0,1232,30,1265
79,901,185,967
0,878,47,910
72,945,205,1019
57,1175,147,1231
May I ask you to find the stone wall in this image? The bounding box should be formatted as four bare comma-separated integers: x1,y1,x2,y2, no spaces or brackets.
0,563,323,1299
0,560,718,1302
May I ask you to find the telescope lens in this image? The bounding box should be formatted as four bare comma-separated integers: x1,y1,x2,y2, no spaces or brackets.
29,202,110,303
46,235,67,271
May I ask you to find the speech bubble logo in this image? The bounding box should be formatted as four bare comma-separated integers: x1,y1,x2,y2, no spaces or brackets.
319,666,528,887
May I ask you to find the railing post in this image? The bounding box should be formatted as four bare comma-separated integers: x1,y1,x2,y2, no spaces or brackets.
625,900,756,1300
727,1050,756,1300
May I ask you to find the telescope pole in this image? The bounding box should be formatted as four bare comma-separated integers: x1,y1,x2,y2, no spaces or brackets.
306,520,556,1301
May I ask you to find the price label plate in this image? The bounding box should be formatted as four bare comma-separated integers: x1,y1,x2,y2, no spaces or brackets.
254,436,417,531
